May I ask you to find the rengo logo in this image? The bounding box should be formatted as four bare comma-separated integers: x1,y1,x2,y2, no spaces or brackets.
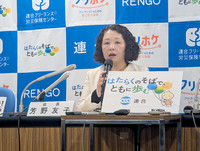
73,0,108,9
0,39,3,54
186,28,200,47
120,96,131,105
32,0,49,11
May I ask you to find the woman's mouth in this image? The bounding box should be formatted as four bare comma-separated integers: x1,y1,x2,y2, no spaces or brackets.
109,54,116,57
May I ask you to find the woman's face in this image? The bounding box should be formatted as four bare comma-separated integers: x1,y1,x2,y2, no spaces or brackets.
102,30,126,65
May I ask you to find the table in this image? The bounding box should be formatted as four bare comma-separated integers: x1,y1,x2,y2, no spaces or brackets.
61,114,182,151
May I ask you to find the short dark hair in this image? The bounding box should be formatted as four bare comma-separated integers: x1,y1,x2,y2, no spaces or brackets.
93,24,140,64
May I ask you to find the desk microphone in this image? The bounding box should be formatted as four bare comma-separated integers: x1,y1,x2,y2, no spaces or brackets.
19,64,76,113
21,71,70,113
32,71,70,102
36,64,76,81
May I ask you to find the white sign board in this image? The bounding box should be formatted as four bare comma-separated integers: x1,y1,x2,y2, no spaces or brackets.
0,97,7,116
27,101,74,116
67,69,89,103
101,71,183,113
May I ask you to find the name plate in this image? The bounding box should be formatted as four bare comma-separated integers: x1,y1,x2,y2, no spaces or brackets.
27,101,74,116
0,97,7,117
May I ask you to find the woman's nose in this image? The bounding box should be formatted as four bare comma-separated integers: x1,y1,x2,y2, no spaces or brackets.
109,43,115,49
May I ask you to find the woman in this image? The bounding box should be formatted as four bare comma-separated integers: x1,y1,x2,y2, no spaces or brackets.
76,24,148,112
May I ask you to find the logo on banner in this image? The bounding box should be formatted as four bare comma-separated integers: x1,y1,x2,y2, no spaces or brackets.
72,0,109,17
186,28,200,47
122,0,161,6
179,0,200,5
137,34,161,59
73,0,108,8
24,44,60,57
120,96,131,105
24,88,60,99
0,39,2,54
0,5,11,17
32,0,50,11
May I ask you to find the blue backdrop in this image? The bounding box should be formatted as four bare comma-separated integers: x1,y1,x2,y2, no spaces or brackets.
0,0,200,112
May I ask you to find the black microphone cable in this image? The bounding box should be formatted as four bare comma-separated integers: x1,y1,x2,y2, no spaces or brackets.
82,123,86,151
0,112,23,151
18,114,21,151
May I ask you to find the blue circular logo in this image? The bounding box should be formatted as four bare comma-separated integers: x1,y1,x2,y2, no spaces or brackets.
120,96,131,105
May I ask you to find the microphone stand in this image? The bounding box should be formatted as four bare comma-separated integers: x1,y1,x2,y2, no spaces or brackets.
21,71,70,113
19,79,48,113
19,65,76,113
37,91,46,102
19,79,37,113
21,91,46,113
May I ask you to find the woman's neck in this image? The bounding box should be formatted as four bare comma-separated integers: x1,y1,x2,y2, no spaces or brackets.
111,62,127,71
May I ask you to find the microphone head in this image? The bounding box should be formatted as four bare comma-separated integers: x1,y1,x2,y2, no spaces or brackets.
104,59,113,68
67,64,76,71
61,71,70,78
36,64,76,82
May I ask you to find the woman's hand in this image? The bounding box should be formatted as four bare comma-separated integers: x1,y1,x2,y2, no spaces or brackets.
96,71,107,98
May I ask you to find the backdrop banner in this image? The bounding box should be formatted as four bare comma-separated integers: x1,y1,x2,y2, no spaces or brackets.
0,0,200,113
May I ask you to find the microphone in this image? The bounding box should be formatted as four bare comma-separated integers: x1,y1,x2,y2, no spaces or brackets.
19,64,76,113
92,59,113,112
101,59,113,103
32,71,70,102
183,106,193,114
103,59,113,78
36,64,76,81
21,71,70,113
